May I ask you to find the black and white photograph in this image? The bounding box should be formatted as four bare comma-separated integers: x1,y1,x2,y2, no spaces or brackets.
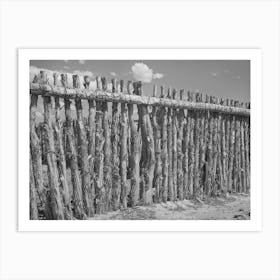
28,58,251,221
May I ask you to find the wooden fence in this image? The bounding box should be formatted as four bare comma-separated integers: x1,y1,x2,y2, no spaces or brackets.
29,70,250,220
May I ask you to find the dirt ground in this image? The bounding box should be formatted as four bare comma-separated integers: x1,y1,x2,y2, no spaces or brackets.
90,194,250,220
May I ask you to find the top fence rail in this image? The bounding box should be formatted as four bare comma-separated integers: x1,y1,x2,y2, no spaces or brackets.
29,70,250,117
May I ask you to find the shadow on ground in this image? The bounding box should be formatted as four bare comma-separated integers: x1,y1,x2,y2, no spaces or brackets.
90,194,250,220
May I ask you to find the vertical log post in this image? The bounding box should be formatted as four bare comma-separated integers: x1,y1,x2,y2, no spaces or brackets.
172,89,178,199
205,95,212,197
94,76,105,214
244,103,250,193
53,73,72,219
101,77,112,211
73,75,93,217
30,80,44,214
128,81,140,206
240,103,246,193
152,85,162,203
111,78,121,210
63,74,84,219
120,80,128,208
160,86,168,202
188,91,195,198
193,92,201,199
138,82,155,204
41,71,64,219
233,100,241,193
183,92,191,198
225,99,231,194
167,87,174,201
85,76,96,210
30,155,38,219
220,98,227,195
177,89,185,200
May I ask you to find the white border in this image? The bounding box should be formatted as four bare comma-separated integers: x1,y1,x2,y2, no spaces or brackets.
18,49,262,232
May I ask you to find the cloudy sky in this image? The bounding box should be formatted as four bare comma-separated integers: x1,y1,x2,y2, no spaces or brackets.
30,60,250,102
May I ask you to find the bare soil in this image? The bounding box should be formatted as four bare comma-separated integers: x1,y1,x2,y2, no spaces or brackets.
90,194,250,220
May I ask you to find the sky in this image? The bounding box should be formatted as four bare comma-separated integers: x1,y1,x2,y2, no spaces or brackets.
30,60,250,102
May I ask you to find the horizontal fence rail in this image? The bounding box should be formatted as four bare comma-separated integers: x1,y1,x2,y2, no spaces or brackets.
29,70,251,220
30,83,250,116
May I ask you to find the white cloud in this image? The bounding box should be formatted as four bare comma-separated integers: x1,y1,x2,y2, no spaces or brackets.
131,63,164,83
153,73,164,79
210,72,218,77
79,60,85,65
110,72,117,77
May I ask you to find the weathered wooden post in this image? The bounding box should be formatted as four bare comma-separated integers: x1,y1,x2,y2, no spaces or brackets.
41,71,64,219
111,78,121,210
172,89,178,199
128,81,140,206
101,77,112,211
30,155,38,220
62,73,84,219
85,75,96,210
160,86,168,202
94,76,105,214
225,99,231,194
244,103,250,193
193,92,201,199
73,74,93,217
152,85,162,203
120,80,128,208
167,87,174,201
177,89,184,200
30,75,44,214
187,91,195,198
53,72,72,219
228,99,236,193
138,81,155,204
240,102,246,193
233,100,241,193
219,98,226,195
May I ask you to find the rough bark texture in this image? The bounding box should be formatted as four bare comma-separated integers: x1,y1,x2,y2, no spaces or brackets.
73,75,93,217
151,93,162,203
228,100,236,192
94,77,105,214
30,155,38,220
128,81,140,206
172,89,178,199
30,83,250,116
167,88,174,201
43,94,64,220
87,77,96,211
188,92,195,198
101,77,112,211
183,98,191,198
193,93,201,198
111,79,121,210
177,89,185,200
138,82,155,204
64,98,84,219
161,87,168,202
54,95,72,219
120,83,128,208
30,94,44,211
